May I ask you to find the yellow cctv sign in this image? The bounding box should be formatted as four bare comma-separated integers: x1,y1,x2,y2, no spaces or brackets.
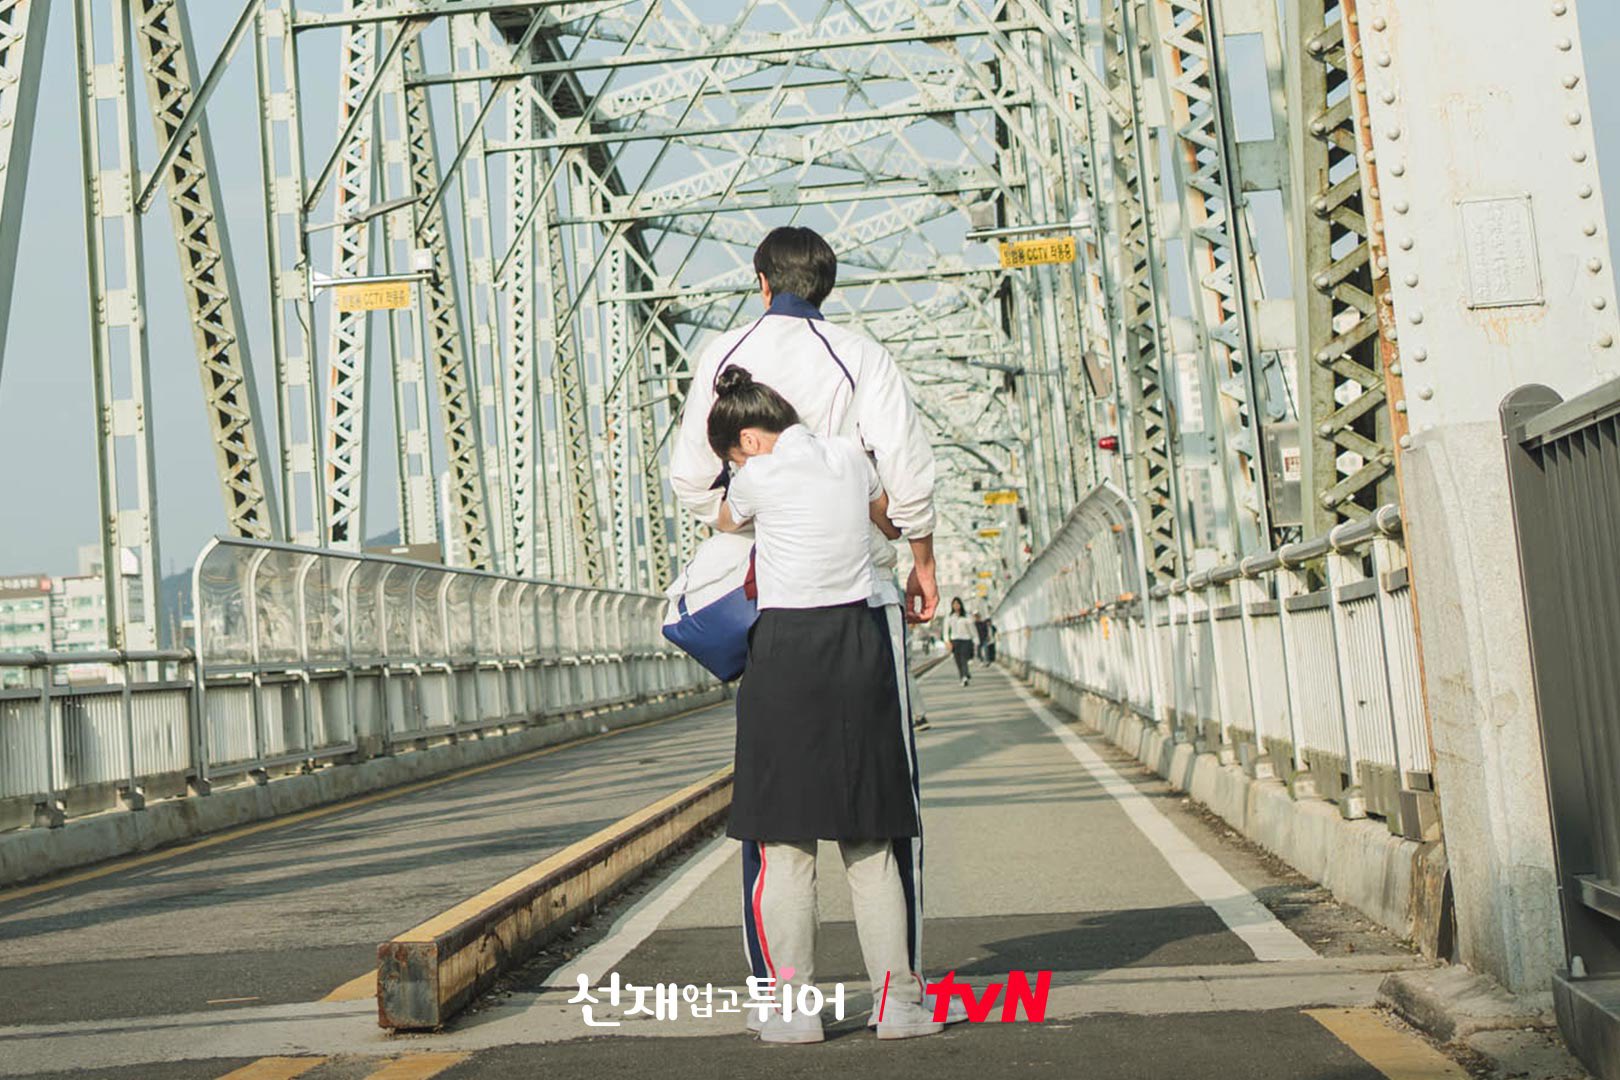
982,489,1018,506
998,236,1076,269
334,281,414,312
977,528,1002,539
977,570,993,579
976,584,990,597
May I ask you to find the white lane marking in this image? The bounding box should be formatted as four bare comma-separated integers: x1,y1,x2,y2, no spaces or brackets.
1000,670,1316,962
541,833,738,988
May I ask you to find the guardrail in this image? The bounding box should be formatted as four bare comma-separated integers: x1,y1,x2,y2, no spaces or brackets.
996,482,1437,841
1503,377,1620,990
0,538,711,831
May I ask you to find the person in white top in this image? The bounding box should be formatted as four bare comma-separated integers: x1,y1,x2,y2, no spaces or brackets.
671,227,950,1036
708,367,940,1044
944,598,976,686
722,416,894,611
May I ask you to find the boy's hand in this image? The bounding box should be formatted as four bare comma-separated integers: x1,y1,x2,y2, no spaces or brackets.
905,537,938,623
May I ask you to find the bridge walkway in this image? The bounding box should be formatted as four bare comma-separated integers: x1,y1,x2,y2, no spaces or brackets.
0,664,1482,1080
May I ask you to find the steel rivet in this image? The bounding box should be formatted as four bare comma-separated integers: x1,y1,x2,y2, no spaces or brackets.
1399,434,1414,449
1315,274,1330,290
1595,296,1609,310
1366,148,1378,163
1381,90,1397,105
1412,348,1428,362
1395,400,1408,413
1404,273,1419,287
1390,362,1403,376
1552,1,1568,14
1377,53,1391,67
1311,120,1327,135
1390,162,1406,177
1318,423,1333,437
1589,258,1604,273
1369,186,1381,200
1418,387,1434,400
1308,37,1325,55
1392,199,1409,214
1355,80,1367,94
1376,255,1390,271
1372,16,1388,30
1409,310,1424,324
1573,149,1589,162
1399,237,1414,251
1557,37,1573,51
1567,111,1583,126
1585,222,1600,236
1600,334,1616,348
1580,185,1594,199
1386,126,1402,140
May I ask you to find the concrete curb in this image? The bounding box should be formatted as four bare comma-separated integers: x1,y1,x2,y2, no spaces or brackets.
1013,664,1451,957
378,765,734,1030
1378,966,1555,1043
0,687,726,889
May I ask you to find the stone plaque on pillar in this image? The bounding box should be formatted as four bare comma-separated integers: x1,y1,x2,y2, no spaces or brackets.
1458,196,1544,309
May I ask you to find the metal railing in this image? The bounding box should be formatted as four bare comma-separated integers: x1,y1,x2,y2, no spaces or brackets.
0,539,711,830
1503,377,1620,981
996,482,1438,840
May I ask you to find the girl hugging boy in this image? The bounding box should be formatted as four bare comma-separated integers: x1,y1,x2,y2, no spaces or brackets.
708,366,941,1044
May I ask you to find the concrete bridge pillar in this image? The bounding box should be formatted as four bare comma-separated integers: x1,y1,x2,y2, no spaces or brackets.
1361,0,1620,992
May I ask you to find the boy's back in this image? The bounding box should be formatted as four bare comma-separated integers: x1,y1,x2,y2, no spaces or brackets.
726,424,877,610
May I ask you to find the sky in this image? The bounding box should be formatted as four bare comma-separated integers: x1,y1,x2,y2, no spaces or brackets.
2,2,1620,579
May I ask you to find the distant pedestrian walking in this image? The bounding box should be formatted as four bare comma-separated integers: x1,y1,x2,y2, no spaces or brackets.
945,598,974,686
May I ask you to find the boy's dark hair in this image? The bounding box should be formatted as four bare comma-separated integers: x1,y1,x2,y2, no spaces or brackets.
708,367,802,458
753,226,837,306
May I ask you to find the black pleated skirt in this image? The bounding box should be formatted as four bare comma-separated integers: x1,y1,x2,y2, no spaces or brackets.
727,602,919,843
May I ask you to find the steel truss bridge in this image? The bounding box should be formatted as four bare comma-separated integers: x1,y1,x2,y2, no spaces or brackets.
0,0,1414,649
6,3,1620,1074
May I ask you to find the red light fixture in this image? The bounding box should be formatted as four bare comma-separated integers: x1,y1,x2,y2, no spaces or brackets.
1097,435,1119,451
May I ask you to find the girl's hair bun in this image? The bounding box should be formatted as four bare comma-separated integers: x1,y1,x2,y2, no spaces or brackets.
714,366,755,396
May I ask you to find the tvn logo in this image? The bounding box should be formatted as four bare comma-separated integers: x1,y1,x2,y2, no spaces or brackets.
924,971,1053,1023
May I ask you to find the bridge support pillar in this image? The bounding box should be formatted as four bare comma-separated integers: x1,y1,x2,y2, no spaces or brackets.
1358,0,1620,995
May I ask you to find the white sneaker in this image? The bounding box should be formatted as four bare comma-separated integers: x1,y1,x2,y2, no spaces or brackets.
875,998,944,1040
757,1007,824,1044
868,994,967,1027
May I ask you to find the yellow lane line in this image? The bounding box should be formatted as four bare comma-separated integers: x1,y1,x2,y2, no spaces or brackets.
1306,1008,1470,1079
362,1053,471,1079
322,970,376,1003
0,697,725,907
216,1058,327,1080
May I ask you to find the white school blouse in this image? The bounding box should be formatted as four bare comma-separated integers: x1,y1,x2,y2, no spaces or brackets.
944,614,975,641
724,425,880,611
668,308,936,606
